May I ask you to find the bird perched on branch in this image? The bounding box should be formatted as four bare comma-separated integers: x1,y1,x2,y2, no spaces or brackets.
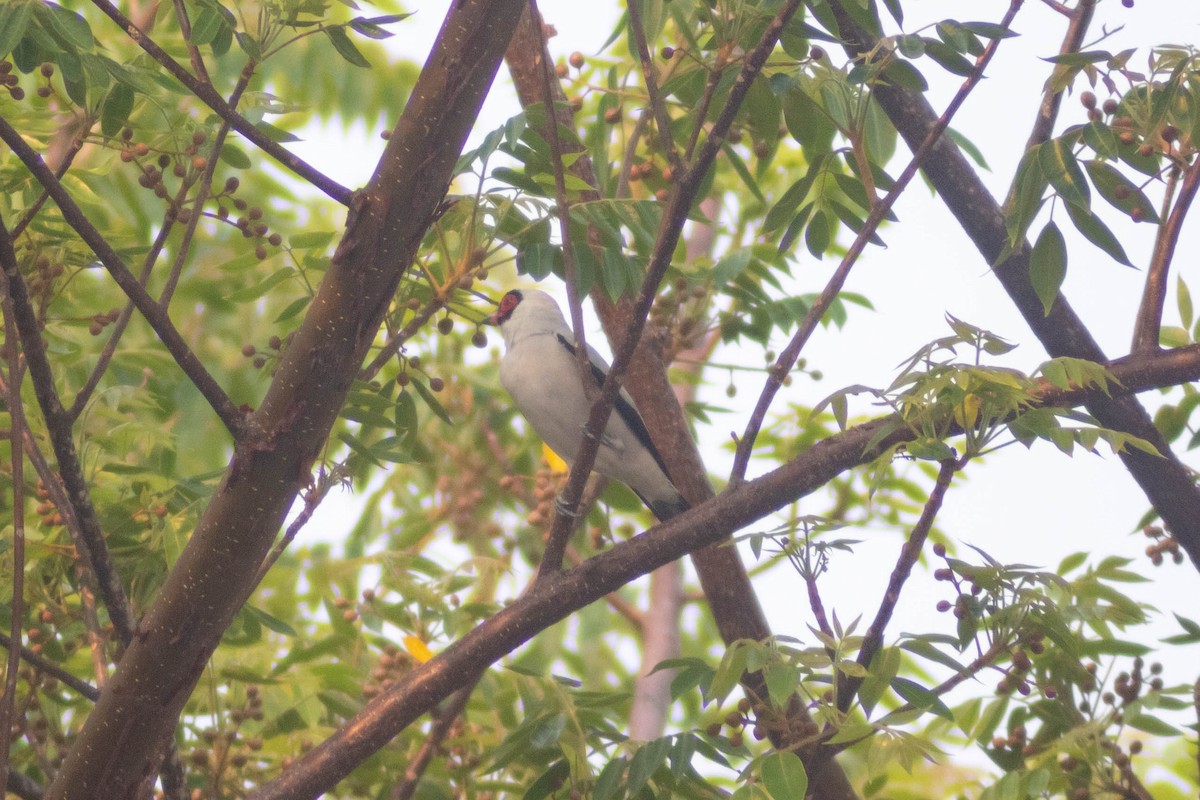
487,289,688,521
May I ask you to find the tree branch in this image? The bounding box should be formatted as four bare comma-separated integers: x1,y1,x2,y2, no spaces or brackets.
0,216,137,646
730,2,1020,486
46,1,531,795
0,117,248,438
89,0,352,206
626,0,681,172
826,0,1200,571
543,0,804,583
1132,158,1200,353
837,457,958,713
0,264,27,796
387,677,480,800
1024,0,1095,150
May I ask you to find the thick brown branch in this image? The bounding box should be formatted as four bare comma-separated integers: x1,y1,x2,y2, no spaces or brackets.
46,1,530,796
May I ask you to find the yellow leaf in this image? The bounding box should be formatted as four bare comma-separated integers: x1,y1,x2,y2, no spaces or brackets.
403,635,433,664
542,443,568,474
953,394,981,428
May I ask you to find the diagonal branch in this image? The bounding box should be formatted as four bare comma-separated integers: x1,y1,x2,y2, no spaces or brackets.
89,0,352,206
730,2,1021,486
826,0,1200,571
837,457,958,713
1132,157,1200,353
46,1,532,795
625,0,681,172
0,216,138,646
543,0,805,572
0,117,248,438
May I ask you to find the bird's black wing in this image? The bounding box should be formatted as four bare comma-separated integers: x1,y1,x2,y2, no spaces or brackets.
555,333,675,483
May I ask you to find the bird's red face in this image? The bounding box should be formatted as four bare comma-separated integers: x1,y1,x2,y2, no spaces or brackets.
485,290,523,326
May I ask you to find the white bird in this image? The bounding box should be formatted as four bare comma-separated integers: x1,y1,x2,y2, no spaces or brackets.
487,289,688,521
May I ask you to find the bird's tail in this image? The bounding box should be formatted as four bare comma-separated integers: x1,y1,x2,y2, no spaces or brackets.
641,490,689,522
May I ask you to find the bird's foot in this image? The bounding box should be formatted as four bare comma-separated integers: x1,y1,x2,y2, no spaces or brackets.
553,494,582,519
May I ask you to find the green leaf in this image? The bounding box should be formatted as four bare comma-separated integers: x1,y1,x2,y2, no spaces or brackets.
219,143,252,169
947,127,989,170
1124,712,1180,736
226,268,295,302
1063,201,1132,267
891,677,953,720
0,3,34,60
593,758,626,800
805,209,831,258
523,761,570,800
324,26,371,68
411,379,452,425
1039,137,1090,208
100,83,135,137
627,738,670,796
38,2,94,51
244,605,298,637
713,249,753,283
760,752,808,799
1084,160,1160,223
1179,277,1194,329
923,38,974,76
1030,221,1066,316
764,170,817,234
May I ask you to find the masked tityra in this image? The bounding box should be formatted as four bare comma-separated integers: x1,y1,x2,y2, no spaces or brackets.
487,289,688,521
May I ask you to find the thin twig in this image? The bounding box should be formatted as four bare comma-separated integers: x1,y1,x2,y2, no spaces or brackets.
544,0,806,554
252,464,347,589
0,117,248,438
0,269,27,794
729,0,1022,487
625,0,681,172
530,0,592,578
359,295,444,383
1132,158,1200,353
170,0,213,86
0,631,101,702
1025,0,1095,149
11,133,87,240
388,677,480,800
89,0,352,206
614,110,650,200
0,215,137,645
837,457,958,713
68,175,191,420
159,60,255,308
